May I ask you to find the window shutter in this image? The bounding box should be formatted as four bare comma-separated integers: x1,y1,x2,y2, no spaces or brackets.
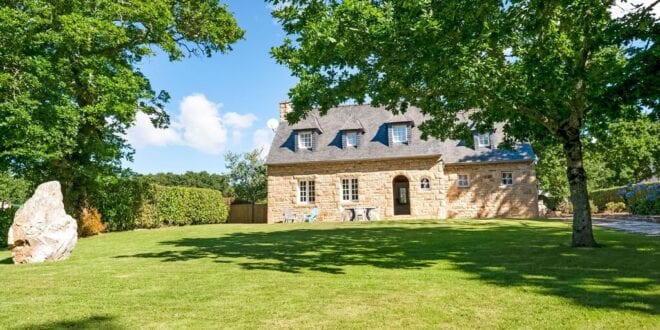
341,131,347,149
406,124,412,145
356,131,361,147
293,131,298,152
312,131,318,151
489,132,496,150
387,124,393,146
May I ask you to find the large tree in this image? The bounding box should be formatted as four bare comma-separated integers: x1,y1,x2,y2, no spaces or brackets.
268,0,658,247
0,1,243,213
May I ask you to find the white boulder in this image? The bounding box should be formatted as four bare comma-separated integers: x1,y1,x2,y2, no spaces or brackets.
7,181,77,264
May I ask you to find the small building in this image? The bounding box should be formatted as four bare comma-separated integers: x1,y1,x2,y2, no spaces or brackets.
265,102,539,223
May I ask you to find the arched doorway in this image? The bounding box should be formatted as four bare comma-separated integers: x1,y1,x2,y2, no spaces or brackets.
393,175,411,215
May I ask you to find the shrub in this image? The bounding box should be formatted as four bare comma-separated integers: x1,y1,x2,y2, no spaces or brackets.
78,207,106,237
92,178,229,231
604,202,626,214
617,183,659,216
557,199,598,214
0,208,16,248
591,187,625,211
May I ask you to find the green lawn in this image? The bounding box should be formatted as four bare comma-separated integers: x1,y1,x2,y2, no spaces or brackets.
1,220,658,329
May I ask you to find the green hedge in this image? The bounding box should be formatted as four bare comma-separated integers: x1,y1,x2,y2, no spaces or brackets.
591,187,625,211
590,183,659,215
93,178,228,231
0,208,16,248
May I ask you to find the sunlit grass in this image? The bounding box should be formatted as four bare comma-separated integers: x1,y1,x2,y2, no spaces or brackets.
0,219,658,329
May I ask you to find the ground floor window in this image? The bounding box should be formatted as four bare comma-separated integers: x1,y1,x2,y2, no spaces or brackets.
341,178,359,201
299,180,315,203
501,172,513,186
458,174,469,188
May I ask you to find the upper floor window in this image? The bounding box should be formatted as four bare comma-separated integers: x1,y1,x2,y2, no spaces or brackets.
501,172,513,186
392,124,409,144
420,178,430,189
341,178,359,202
458,174,470,188
299,180,316,203
346,131,358,148
477,133,491,147
298,131,313,150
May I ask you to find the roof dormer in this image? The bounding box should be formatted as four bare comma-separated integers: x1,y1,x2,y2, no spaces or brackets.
386,115,414,146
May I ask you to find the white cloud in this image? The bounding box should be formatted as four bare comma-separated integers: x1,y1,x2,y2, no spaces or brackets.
223,112,258,129
178,94,227,154
253,119,278,158
610,0,658,19
126,112,181,148
126,93,260,155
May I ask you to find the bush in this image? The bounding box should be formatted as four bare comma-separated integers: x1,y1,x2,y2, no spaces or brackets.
78,207,106,237
0,208,16,248
617,183,659,216
591,187,625,211
92,178,228,231
557,199,598,214
604,202,626,214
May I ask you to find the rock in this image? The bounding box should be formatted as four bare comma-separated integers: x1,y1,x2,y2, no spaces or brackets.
7,181,77,264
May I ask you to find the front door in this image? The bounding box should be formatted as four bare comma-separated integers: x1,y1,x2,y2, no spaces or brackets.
393,176,411,215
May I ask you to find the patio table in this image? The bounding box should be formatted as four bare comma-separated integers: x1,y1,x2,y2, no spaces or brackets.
346,207,378,221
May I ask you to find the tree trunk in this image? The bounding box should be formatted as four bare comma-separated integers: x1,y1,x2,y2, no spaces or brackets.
563,136,597,247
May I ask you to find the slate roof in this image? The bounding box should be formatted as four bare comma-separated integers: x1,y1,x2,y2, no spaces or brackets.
266,104,535,165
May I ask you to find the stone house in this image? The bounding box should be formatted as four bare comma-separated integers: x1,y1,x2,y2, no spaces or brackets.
265,102,539,223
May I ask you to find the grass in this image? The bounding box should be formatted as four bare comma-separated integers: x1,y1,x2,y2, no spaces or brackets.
0,219,658,329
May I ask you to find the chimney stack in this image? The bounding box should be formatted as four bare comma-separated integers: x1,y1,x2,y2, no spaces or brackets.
279,101,293,122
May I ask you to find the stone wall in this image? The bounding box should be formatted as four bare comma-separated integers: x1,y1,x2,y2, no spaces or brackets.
443,162,539,218
267,158,538,223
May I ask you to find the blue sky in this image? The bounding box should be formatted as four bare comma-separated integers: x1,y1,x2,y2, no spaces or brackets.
124,2,296,174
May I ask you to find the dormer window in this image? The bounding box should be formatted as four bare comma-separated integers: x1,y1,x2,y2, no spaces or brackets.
346,131,358,148
477,134,491,147
298,131,313,150
392,124,409,144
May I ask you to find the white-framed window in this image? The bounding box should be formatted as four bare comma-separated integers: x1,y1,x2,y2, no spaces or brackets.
298,180,315,203
420,178,430,189
458,174,470,188
341,178,359,202
501,172,513,186
298,131,313,150
477,133,491,147
346,131,358,148
392,124,409,144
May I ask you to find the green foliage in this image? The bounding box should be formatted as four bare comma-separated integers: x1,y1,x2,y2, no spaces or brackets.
604,202,626,214
0,208,15,247
140,171,233,197
224,149,267,204
93,176,228,230
0,171,31,205
0,1,243,212
556,200,598,214
591,187,625,211
620,183,659,216
151,185,228,226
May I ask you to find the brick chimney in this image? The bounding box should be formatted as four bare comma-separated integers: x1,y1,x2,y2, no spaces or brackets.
279,101,293,122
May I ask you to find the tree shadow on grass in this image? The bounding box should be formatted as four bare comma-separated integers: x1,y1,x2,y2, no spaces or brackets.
18,315,119,330
118,221,659,314
0,257,12,264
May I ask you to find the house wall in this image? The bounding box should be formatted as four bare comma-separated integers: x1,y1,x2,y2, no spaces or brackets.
267,158,538,223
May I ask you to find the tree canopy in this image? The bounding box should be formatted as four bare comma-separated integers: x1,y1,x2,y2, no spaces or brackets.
140,171,233,197
268,0,658,246
0,0,243,212
225,149,267,222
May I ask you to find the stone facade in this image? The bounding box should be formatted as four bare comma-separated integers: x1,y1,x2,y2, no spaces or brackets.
267,157,538,223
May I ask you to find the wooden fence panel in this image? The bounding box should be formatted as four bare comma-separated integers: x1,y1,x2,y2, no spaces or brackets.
228,204,267,223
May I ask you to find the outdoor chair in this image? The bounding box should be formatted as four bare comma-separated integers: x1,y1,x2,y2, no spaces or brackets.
303,208,319,222
354,207,366,221
283,209,297,223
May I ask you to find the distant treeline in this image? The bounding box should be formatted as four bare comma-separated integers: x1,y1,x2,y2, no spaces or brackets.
139,171,233,197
